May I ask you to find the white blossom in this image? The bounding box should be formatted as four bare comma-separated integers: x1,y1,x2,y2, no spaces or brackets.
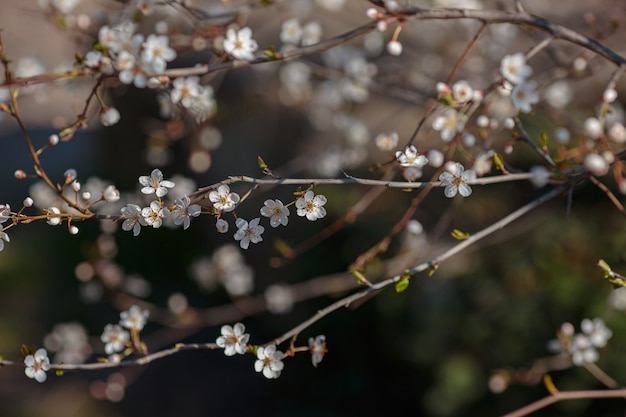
103,185,120,202
24,348,50,383
141,200,169,228
439,162,476,198
280,18,303,45
296,190,327,221
309,335,327,367
121,204,143,236
452,80,474,104
511,81,539,113
260,199,289,228
432,108,466,142
223,27,258,61
500,53,532,84
209,185,240,212
139,168,175,198
254,345,284,379
119,305,149,331
141,34,176,74
101,324,130,355
375,132,399,151
172,195,201,230
234,218,264,249
396,145,428,168
216,323,249,356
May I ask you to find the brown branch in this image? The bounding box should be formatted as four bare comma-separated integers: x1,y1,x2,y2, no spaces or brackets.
502,388,626,417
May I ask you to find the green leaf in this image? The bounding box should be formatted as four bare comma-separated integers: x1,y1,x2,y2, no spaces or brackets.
451,229,470,240
352,270,372,286
257,155,268,171
597,259,614,278
493,153,505,172
395,278,409,293
540,132,549,148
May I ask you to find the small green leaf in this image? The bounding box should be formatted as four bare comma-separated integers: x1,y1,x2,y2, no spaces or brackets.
493,153,505,172
263,46,278,60
451,229,470,240
439,93,455,107
540,132,549,148
352,270,372,286
428,263,439,277
273,238,292,257
257,155,268,171
597,259,614,278
21,344,32,357
395,278,409,293
55,370,64,377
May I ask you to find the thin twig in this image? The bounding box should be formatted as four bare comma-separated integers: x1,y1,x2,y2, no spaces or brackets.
194,172,537,196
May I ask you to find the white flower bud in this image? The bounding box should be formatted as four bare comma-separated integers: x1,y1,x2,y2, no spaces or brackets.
476,115,489,128
64,169,77,183
103,185,120,203
48,134,59,146
69,225,79,235
584,153,609,176
406,219,423,235
603,88,617,103
23,197,33,207
216,219,229,233
554,127,570,144
529,165,551,188
503,117,515,130
386,40,402,56
71,180,81,192
583,117,603,138
608,122,626,144
436,82,451,95
426,149,444,168
47,207,61,226
100,107,121,127
366,8,380,19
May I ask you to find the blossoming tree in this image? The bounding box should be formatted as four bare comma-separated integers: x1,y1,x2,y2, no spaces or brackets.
1,0,626,415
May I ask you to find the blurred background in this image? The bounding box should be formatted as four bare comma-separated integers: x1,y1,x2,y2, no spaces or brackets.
1,0,626,416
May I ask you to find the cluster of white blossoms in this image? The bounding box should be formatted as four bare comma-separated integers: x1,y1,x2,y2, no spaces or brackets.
548,319,613,366
280,18,323,47
431,80,478,143
578,90,625,182
216,323,326,379
84,20,218,125
100,305,149,360
121,169,200,236
190,244,255,296
82,21,179,126
118,169,328,251
500,53,539,113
